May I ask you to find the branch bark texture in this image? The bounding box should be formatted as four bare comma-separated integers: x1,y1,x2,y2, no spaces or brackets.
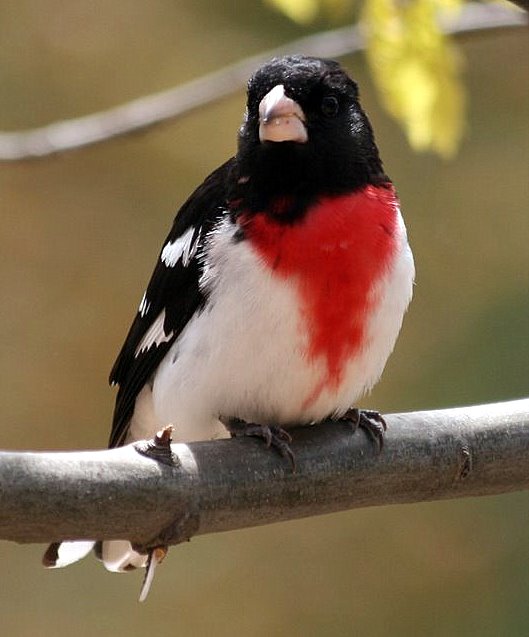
1,399,528,549
0,2,525,161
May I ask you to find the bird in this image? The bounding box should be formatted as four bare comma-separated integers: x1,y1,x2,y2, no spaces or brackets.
42,55,415,599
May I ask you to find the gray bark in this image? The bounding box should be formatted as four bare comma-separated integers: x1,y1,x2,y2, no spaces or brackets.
1,399,528,550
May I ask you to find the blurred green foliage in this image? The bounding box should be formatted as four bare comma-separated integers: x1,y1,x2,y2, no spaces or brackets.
0,1,528,636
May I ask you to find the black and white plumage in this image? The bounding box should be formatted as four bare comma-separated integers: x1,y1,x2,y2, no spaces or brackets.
109,160,233,449
43,56,415,597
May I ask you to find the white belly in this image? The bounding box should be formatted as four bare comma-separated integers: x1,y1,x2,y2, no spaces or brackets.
129,215,414,444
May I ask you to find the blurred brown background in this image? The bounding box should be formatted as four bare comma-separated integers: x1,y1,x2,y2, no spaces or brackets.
1,2,528,635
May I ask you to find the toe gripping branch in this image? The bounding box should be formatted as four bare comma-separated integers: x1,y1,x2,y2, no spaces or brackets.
224,418,296,470
222,409,387,471
339,408,387,452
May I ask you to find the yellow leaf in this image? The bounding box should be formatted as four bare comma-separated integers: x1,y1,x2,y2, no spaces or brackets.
362,0,465,157
265,0,320,24
264,0,350,24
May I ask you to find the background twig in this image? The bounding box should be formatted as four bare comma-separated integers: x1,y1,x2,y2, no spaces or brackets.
0,2,525,161
1,399,528,549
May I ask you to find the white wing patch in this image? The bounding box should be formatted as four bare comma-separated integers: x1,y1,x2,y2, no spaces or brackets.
135,309,174,357
138,292,151,317
161,227,200,268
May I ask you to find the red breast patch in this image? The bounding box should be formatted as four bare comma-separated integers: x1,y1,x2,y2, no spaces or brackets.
242,184,400,406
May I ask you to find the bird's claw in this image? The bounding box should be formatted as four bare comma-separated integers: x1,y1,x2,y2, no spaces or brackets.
225,419,296,470
339,408,387,452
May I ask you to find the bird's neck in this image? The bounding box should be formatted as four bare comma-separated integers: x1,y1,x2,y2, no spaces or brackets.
230,145,388,222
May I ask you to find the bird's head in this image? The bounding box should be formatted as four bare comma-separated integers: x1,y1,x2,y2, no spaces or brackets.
236,56,387,211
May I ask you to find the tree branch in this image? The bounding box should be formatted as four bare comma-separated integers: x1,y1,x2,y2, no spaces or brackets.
0,2,526,161
1,399,528,549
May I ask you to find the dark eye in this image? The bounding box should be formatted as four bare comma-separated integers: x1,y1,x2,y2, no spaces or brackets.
321,95,339,117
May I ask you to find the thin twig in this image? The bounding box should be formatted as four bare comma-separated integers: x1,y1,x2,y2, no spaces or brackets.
1,399,528,549
0,3,525,161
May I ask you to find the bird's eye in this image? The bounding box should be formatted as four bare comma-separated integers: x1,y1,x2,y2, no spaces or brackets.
321,95,339,117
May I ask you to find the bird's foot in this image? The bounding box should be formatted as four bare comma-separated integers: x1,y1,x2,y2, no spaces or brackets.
134,425,177,467
338,408,387,452
225,418,296,470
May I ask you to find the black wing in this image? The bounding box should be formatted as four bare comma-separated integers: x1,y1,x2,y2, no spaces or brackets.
108,159,235,447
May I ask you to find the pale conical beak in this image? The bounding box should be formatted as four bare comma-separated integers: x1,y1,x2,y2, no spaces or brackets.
258,84,308,144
